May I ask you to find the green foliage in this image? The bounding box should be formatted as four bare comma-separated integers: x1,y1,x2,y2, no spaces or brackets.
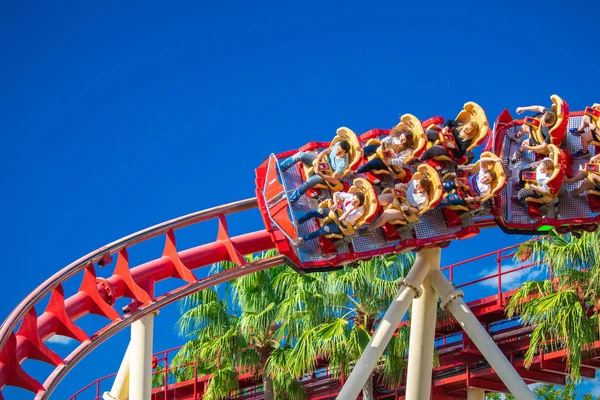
508,231,600,380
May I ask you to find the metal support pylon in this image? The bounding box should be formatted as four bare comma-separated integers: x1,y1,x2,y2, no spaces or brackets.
336,247,535,400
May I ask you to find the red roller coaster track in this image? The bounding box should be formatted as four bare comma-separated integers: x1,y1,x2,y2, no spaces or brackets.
0,197,589,400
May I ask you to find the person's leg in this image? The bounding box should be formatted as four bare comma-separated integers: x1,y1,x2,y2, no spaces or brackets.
573,179,595,196
426,130,440,142
378,193,394,207
301,222,342,241
420,145,449,161
566,170,588,185
289,175,325,203
442,180,457,192
571,115,591,135
511,139,530,162
363,144,379,156
280,152,318,172
297,207,330,224
439,193,466,207
357,158,388,173
573,131,593,158
517,188,538,202
367,209,405,232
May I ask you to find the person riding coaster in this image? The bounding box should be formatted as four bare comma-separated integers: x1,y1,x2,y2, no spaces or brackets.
570,103,600,159
419,102,489,174
279,127,363,204
365,164,443,232
295,178,378,244
514,144,565,219
439,153,506,212
509,94,569,161
357,114,427,182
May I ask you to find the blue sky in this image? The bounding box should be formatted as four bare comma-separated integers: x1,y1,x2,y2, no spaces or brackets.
1,0,599,398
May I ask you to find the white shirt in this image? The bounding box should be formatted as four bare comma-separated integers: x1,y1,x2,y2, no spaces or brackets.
475,170,490,194
388,147,412,168
381,135,403,148
535,164,552,191
335,192,365,225
406,181,429,209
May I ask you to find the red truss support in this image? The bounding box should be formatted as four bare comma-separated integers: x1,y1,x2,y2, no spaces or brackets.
113,249,152,304
0,333,43,395
217,214,247,266
44,284,89,343
78,264,121,321
162,230,197,283
15,308,63,366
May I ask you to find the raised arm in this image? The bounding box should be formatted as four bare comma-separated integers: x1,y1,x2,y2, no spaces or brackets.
516,105,545,114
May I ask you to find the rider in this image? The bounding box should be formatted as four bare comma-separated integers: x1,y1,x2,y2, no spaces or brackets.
296,191,365,243
570,103,600,159
439,157,500,208
358,124,414,174
419,120,480,173
510,105,557,161
279,141,350,203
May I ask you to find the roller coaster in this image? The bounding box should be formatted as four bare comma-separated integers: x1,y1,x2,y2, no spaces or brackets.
1,96,599,399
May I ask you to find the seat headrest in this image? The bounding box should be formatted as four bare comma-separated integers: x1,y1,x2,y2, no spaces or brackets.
349,178,378,228
411,164,443,214
545,144,564,196
333,127,363,174
455,102,489,153
548,94,569,146
400,113,427,162
476,152,507,202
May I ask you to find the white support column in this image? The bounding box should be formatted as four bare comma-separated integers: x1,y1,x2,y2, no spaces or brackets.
102,343,131,400
336,248,440,400
428,268,535,400
404,276,437,400
467,388,486,400
129,313,155,400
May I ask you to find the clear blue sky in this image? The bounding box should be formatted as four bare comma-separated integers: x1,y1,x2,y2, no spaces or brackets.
1,0,599,398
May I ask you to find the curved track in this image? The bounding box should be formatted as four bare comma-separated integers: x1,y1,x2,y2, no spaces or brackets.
0,194,504,400
0,198,282,399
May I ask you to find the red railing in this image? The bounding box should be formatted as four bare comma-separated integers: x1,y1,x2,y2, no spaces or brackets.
71,239,547,399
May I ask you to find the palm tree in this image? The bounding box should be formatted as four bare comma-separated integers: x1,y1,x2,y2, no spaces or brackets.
288,253,415,400
172,250,323,400
506,231,600,380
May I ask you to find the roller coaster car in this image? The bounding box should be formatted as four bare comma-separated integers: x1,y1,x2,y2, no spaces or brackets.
363,114,428,182
301,127,363,192
381,164,443,226
434,102,489,165
526,94,570,150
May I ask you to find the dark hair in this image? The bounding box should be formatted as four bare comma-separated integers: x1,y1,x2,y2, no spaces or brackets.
402,130,414,150
339,140,351,153
354,192,365,206
542,111,557,125
418,177,431,192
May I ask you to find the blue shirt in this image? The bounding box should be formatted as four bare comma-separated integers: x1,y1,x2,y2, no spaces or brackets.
329,142,349,174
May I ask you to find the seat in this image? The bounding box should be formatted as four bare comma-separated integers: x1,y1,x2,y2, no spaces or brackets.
583,105,600,148
363,116,426,181
317,178,378,239
383,164,443,225
527,94,570,149
523,144,565,205
435,102,489,165
302,127,363,192
585,157,600,197
443,152,506,212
